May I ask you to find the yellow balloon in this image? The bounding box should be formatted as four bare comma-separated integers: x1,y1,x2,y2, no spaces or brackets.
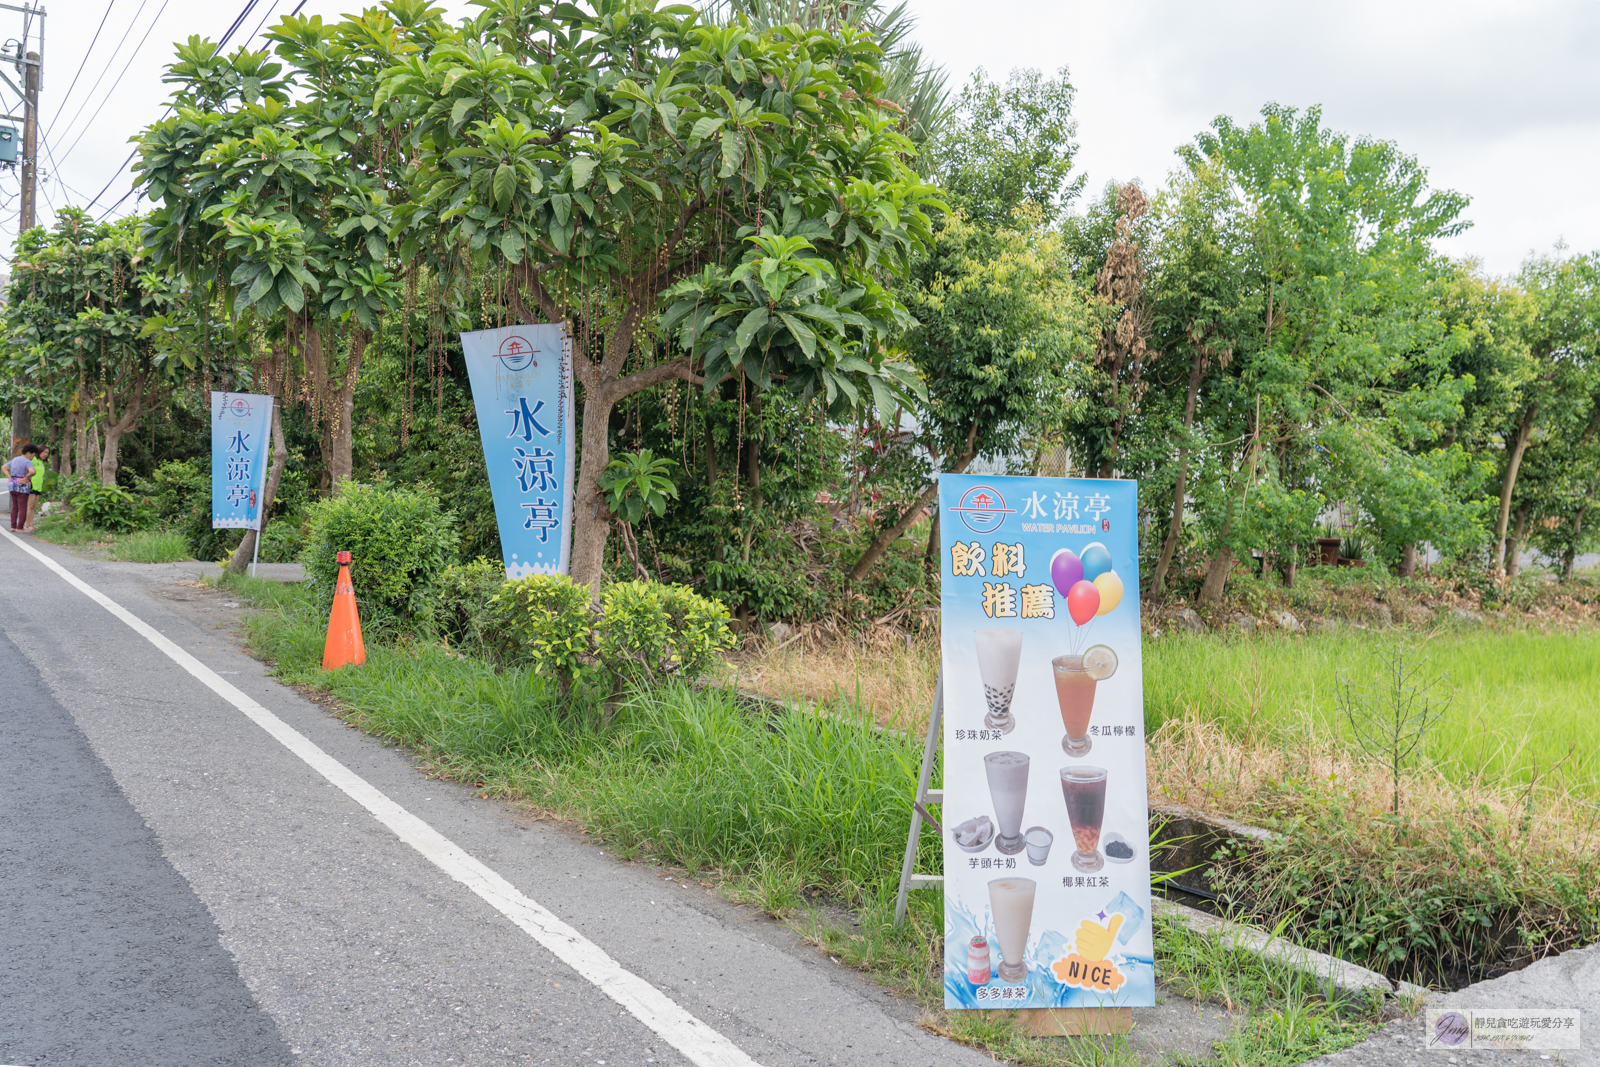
1093,570,1124,616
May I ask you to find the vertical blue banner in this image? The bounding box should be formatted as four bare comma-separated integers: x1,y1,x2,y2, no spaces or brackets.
938,474,1153,1011
211,392,274,530
460,324,575,577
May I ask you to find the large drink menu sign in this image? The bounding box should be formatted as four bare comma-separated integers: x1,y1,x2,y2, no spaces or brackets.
940,473,1154,1011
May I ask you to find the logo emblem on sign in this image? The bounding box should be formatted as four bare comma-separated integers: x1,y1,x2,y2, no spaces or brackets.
1431,1012,1471,1048
225,396,253,418
495,335,539,372
950,485,1014,534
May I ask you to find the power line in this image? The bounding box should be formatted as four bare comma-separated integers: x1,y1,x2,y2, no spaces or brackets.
54,0,175,169
90,0,307,216
47,0,154,148
44,0,118,137
245,0,284,48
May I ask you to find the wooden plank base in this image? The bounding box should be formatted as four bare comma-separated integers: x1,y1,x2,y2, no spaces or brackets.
982,1006,1132,1036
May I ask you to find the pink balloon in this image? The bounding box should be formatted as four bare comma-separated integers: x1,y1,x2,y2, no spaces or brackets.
1067,580,1101,626
1050,548,1084,598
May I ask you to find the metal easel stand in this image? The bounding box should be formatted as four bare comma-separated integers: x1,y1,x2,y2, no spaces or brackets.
894,669,944,926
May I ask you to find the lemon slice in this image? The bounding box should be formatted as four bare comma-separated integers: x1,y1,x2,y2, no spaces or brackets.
1083,644,1118,681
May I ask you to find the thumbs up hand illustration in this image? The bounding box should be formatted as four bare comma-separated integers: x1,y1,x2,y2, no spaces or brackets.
1073,914,1124,962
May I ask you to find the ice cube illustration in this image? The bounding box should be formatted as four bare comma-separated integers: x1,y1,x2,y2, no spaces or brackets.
1104,890,1145,946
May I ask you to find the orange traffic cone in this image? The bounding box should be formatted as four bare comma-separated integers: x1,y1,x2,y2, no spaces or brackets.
322,550,367,670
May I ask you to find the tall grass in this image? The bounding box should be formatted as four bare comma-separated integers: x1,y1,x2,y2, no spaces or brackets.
109,529,191,563
237,580,938,906
1145,629,1600,797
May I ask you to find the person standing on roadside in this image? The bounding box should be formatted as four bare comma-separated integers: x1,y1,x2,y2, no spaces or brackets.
7,443,37,533
25,444,51,533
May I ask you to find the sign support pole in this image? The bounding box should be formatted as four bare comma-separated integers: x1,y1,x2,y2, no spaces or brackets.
894,670,944,926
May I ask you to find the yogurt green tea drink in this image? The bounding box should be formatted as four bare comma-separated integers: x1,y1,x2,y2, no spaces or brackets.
987,877,1037,983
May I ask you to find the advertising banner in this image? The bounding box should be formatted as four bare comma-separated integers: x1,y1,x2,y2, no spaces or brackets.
460,324,575,577
940,473,1153,1010
210,392,274,530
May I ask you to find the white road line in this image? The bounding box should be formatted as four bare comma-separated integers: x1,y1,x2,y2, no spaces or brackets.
0,530,764,1067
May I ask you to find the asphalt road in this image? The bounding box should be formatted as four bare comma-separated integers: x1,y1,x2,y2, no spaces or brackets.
0,627,294,1067
0,533,990,1067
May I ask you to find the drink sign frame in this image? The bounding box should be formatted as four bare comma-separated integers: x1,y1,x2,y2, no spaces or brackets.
895,473,1154,1034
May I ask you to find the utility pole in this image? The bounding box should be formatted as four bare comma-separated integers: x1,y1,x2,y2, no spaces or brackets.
6,2,41,453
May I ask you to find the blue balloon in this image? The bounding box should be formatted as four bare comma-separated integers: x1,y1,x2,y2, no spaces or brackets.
1080,542,1114,582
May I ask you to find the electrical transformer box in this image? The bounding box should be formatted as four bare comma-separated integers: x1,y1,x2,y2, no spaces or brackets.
0,127,16,163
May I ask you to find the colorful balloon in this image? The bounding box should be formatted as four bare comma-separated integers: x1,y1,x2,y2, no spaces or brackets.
1080,542,1114,582
1066,579,1101,625
1050,548,1084,597
1093,570,1124,616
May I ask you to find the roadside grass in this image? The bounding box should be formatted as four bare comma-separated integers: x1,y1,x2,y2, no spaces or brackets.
223,572,1383,1066
108,529,191,563
30,511,114,547
32,512,193,564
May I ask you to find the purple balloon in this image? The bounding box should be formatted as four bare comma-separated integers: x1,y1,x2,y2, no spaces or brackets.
1050,548,1084,598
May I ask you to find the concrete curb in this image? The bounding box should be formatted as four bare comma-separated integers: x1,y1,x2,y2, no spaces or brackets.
1154,899,1427,1002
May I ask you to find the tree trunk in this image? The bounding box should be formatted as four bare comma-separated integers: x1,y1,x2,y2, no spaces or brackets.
87,421,101,482
1197,433,1259,608
848,424,979,584
570,382,619,591
1505,507,1529,578
73,404,89,478
923,508,940,572
1149,348,1207,599
1278,554,1296,589
1491,404,1538,575
227,403,288,575
1198,547,1235,606
1399,542,1418,578
96,367,151,486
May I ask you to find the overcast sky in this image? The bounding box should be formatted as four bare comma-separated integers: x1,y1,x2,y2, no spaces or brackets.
3,0,1594,276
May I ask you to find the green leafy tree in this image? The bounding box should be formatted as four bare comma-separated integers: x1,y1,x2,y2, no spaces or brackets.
135,14,415,491
849,208,1096,581
1160,105,1470,603
377,1,943,588
1485,251,1600,575
2,211,197,485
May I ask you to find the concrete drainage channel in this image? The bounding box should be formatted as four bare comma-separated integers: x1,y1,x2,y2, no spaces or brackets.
1150,804,1429,1002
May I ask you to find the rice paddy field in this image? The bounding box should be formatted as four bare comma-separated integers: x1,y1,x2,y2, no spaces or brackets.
1144,629,1600,799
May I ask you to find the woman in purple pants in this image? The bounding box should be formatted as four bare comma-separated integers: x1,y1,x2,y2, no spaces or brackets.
6,443,37,532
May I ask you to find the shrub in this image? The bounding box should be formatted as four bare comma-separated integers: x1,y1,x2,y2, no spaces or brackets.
71,482,154,533
137,459,240,560
597,580,734,688
259,510,308,563
493,574,593,695
431,558,510,657
491,576,734,705
301,483,459,622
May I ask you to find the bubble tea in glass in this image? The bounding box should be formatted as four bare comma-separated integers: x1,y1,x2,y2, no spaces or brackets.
974,629,1023,734
1052,654,1097,756
1059,765,1107,872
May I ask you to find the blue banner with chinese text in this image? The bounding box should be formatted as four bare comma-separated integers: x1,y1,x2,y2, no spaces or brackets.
460,324,575,577
211,392,274,530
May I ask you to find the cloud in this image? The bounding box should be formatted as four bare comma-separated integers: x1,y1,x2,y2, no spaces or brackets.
908,0,1600,274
